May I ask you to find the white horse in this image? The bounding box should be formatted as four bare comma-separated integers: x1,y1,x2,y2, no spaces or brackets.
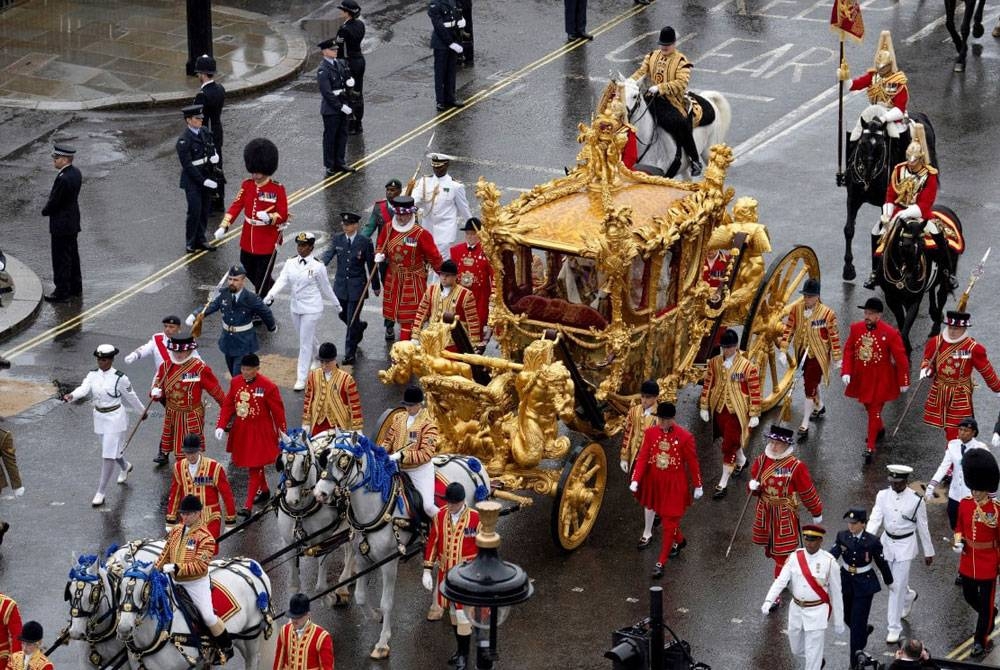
312,432,491,659
616,74,731,179
275,429,354,602
115,556,274,670
64,541,163,669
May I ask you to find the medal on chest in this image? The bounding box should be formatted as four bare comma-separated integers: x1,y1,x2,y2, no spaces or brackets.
857,332,880,363
236,388,252,418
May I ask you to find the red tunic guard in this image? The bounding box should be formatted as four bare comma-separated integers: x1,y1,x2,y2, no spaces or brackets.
0,593,22,670
153,356,225,457
376,221,443,340
223,178,289,255
273,620,334,670
424,505,480,610
449,240,493,330
165,454,237,541
955,494,1000,650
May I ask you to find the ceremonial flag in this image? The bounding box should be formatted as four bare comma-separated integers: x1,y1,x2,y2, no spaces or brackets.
830,0,864,42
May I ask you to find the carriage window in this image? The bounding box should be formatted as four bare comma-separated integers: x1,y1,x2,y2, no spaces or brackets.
655,250,675,313
628,256,649,311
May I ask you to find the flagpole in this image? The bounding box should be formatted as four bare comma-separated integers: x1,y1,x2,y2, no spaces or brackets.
836,34,845,187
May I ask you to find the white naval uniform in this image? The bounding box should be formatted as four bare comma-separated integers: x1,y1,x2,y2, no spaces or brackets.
929,438,989,503
127,332,201,372
68,368,145,457
412,173,472,260
764,548,844,670
866,486,934,638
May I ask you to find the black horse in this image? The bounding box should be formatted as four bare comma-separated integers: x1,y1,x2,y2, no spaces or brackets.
946,0,989,71
874,207,961,355
840,106,937,281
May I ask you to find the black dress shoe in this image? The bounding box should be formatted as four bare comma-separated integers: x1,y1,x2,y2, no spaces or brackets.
732,463,745,478
866,624,874,636
712,485,727,499
651,562,664,579
0,521,9,546
635,0,652,4
237,508,251,518
153,452,169,466
797,427,809,443
449,100,466,108
253,490,271,505
185,247,199,254
325,167,339,176
863,449,873,464
579,32,594,40
333,165,357,174
43,293,71,303
385,326,396,341
956,574,964,586
342,354,356,365
436,103,449,112
876,428,886,442
637,535,652,550
669,538,687,558
811,406,826,420
197,244,216,252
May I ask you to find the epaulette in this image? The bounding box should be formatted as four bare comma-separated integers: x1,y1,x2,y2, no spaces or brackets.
90,368,98,372
115,370,125,378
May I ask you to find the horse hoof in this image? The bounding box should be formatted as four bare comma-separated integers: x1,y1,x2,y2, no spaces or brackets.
370,647,390,660
843,265,856,281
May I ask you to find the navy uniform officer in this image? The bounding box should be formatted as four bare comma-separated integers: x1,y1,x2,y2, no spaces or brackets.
186,264,275,376
322,211,380,365
317,39,357,176
428,0,466,111
831,507,894,667
176,104,220,254
336,1,366,135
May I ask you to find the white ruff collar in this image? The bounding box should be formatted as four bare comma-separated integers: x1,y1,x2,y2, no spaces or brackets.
392,217,416,233
168,351,193,365
766,444,793,459
943,330,966,344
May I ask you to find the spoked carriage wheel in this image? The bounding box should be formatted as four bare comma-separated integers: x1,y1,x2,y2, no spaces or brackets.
740,246,820,412
373,406,407,445
550,442,607,552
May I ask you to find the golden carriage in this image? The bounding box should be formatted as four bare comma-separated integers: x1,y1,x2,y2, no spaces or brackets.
377,105,819,550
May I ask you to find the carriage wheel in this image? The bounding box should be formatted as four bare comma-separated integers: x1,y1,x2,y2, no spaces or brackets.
740,246,820,412
550,442,607,552
372,406,407,446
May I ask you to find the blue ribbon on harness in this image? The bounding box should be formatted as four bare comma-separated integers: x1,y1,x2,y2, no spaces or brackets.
69,554,100,582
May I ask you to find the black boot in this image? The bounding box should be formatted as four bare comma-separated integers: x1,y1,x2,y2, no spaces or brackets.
212,629,234,665
453,633,470,669
863,234,881,289
932,232,958,289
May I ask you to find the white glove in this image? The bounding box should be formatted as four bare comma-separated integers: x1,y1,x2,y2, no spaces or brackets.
255,211,271,224
124,352,138,364
389,452,402,462
882,202,894,219
900,385,909,393
748,479,760,491
165,525,173,533
919,367,931,380
842,374,851,385
993,432,1000,449
449,43,464,53
457,18,467,28
263,295,274,306
899,204,922,221
629,481,639,493
748,417,760,428
422,569,434,591
340,104,353,115
374,253,386,263
150,387,163,399
924,485,935,500
619,460,629,474
700,409,710,423
836,359,842,371
693,487,703,500
162,564,176,574
203,179,218,189
13,487,24,497
834,622,846,636
761,602,772,615
213,226,226,241
953,541,965,554
648,85,660,95
812,515,823,524
185,314,196,327
214,428,225,441
884,107,904,123
209,153,220,165
346,77,355,87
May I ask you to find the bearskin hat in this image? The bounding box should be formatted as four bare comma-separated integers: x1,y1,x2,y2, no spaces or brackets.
963,448,1000,493
244,138,279,176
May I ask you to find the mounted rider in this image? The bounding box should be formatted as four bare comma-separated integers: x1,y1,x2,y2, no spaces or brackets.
630,26,701,176
864,124,953,290
840,31,910,154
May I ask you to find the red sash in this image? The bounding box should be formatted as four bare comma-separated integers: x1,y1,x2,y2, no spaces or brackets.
795,549,832,619
154,333,170,363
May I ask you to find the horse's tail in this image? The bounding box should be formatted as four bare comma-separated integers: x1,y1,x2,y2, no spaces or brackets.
702,90,732,145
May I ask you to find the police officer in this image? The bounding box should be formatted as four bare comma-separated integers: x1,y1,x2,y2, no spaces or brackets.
42,144,83,302
867,465,934,644
336,1,366,135
176,104,220,254
322,211,380,365
186,264,276,376
428,0,466,111
317,39,356,175
193,54,226,209
831,508,894,667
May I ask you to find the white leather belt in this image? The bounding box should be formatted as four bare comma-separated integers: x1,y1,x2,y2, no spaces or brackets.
839,559,873,574
443,20,455,27
223,322,253,333
191,157,207,166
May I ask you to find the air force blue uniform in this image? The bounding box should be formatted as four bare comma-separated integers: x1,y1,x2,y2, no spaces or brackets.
831,529,894,663
322,232,379,360
199,288,275,375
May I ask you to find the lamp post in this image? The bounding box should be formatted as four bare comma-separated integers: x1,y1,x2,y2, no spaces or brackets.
441,501,533,669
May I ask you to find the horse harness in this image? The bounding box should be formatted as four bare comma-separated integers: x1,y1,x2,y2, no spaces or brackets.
277,440,348,557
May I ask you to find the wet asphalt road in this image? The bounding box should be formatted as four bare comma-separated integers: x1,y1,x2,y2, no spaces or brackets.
2,0,1000,668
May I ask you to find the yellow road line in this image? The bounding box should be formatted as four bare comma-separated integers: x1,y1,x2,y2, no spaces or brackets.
1,4,648,361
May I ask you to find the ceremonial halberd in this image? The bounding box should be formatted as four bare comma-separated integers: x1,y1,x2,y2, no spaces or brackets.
379,104,818,550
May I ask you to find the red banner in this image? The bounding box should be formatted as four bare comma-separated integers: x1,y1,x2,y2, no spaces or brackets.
830,0,865,41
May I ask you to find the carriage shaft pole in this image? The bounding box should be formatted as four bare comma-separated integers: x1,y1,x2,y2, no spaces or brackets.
216,497,278,543
259,518,346,566
837,38,845,180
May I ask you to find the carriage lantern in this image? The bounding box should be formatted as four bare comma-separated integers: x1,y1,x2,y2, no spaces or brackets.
440,501,533,669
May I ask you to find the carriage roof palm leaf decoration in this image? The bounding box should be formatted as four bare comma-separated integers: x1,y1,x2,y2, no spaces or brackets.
378,96,818,551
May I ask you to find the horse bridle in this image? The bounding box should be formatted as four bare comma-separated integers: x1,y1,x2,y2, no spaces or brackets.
278,442,314,492
319,447,400,534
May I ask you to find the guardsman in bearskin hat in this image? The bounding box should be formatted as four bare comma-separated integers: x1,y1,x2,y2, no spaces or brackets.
839,31,910,147
177,104,219,254
411,258,482,351
762,525,844,670
156,495,234,662
953,448,1000,658
700,328,761,498
216,354,285,516
630,402,703,579
919,309,1000,444
867,465,934,644
620,380,660,549
780,278,841,441
302,343,363,436
7,621,51,670
193,54,226,209
124,315,202,374
374,195,443,341
165,433,236,544
151,334,225,464
630,26,702,176
215,138,288,297
750,426,824,590
264,231,339,390
274,594,334,669
380,385,439,519
842,297,909,462
63,344,146,506
423,482,480,668
831,508,894,664
0,591,22,669
449,217,493,334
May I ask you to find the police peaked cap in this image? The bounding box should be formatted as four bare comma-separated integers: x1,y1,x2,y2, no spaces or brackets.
341,211,362,224
288,593,311,616
194,53,217,74
963,448,999,493
317,38,336,50
52,144,76,157
182,104,203,118
162,315,182,325
843,507,868,523
445,482,466,503
244,138,279,176
182,434,202,452
338,0,361,14
179,495,204,513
